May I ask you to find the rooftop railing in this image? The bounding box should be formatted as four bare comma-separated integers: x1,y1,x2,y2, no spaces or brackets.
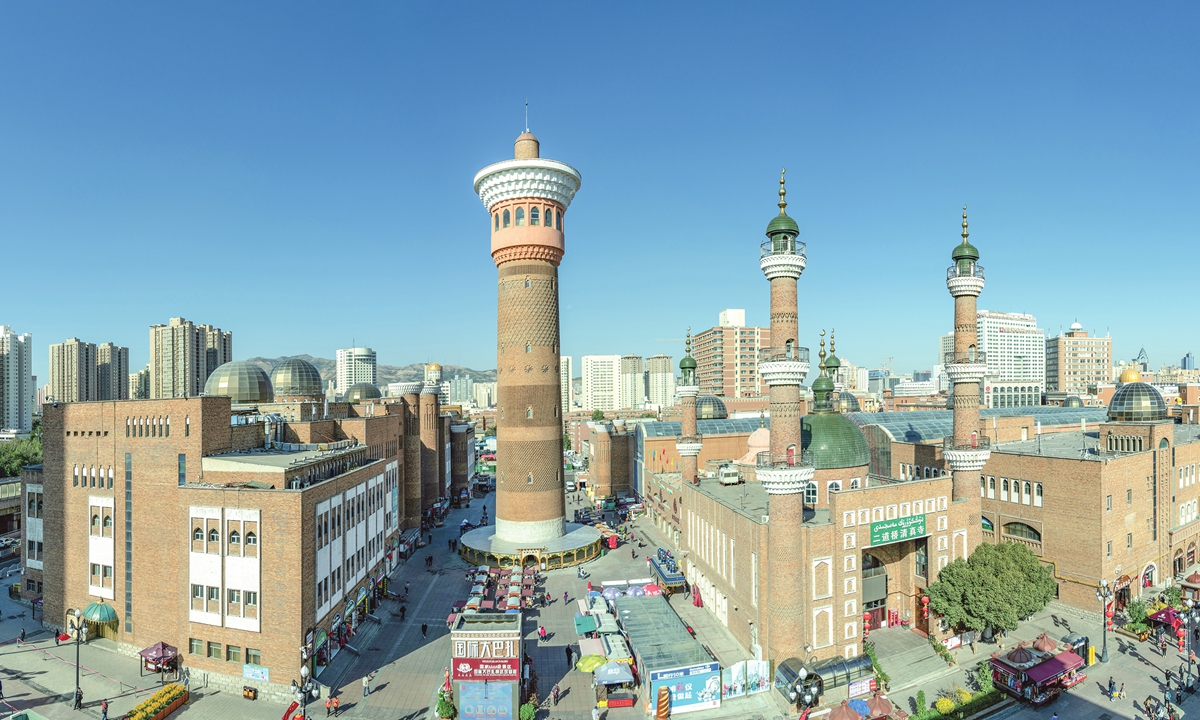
943,351,988,365
677,434,703,445
756,449,815,469
759,346,812,364
761,238,808,260
947,262,985,281
942,436,992,452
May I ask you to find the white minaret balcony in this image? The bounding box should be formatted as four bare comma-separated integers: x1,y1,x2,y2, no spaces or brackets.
756,450,815,494
943,437,991,473
676,435,703,457
760,238,807,280
473,158,582,210
943,350,989,385
677,384,700,398
392,381,423,395
947,263,985,297
758,347,810,387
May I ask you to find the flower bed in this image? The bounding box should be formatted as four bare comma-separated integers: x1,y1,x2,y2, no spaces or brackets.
911,688,1004,720
127,684,188,720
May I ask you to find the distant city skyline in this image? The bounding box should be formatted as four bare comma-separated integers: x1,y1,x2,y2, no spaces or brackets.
3,4,1197,385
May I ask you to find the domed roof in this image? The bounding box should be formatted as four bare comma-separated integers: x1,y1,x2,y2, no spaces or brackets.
204,361,273,404
269,358,323,397
696,395,728,420
802,413,871,470
1069,321,1084,331
679,355,697,371
747,427,770,452
837,392,861,413
1006,645,1034,664
516,131,537,142
344,382,382,403
951,207,980,262
1063,396,1084,408
1108,382,1167,422
1119,367,1142,384
766,169,799,237
428,362,442,371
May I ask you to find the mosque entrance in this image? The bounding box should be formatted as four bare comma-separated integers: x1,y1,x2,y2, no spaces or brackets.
862,552,888,630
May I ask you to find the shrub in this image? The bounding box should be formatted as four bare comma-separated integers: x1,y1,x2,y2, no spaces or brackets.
864,643,890,685
917,690,927,710
954,687,972,704
1166,585,1183,609
1128,598,1148,624
437,690,457,719
519,702,537,720
974,662,993,693
934,697,956,714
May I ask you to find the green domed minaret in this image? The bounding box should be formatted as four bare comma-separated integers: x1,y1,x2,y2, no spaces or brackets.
679,327,697,387
803,331,870,470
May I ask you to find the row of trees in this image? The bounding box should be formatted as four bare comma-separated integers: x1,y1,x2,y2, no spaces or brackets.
0,420,42,478
927,541,1057,633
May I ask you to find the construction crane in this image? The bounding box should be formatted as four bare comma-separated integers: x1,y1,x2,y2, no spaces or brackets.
879,357,893,375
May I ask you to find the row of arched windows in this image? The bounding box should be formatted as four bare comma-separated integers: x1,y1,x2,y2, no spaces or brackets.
495,205,562,231
126,415,190,438
1108,434,1145,453
192,527,258,546
74,464,113,489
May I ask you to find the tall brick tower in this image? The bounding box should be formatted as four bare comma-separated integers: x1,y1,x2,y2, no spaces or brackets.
474,131,581,544
420,363,442,511
676,330,702,484
942,207,990,545
395,381,423,528
755,171,814,664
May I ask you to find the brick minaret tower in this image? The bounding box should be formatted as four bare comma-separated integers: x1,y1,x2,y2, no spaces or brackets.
395,381,423,528
676,330,702,484
474,131,581,544
755,170,814,664
420,363,442,511
943,207,989,542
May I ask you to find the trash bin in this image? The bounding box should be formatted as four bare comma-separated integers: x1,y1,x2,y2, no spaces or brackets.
243,686,258,700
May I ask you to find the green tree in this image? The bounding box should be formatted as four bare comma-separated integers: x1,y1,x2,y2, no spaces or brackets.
0,438,42,478
590,410,605,422
563,432,573,451
927,542,1055,633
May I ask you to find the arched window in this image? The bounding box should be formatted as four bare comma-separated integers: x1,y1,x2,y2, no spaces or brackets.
104,516,113,529
229,530,241,545
555,209,562,230
1161,438,1170,449
515,207,525,226
526,407,533,419
968,345,976,361
193,527,203,542
982,516,995,532
861,552,886,577
849,478,860,489
494,213,499,231
803,482,817,505
91,515,101,530
530,207,540,226
502,209,511,228
1002,522,1041,542
525,278,531,288
208,529,219,543
245,532,257,546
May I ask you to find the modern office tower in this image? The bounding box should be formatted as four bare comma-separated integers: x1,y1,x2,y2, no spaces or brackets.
1184,353,1195,371
582,355,621,412
1044,321,1112,395
693,316,770,398
149,317,233,399
645,354,676,407
0,326,34,433
129,366,150,400
335,348,376,394
97,342,129,401
48,338,98,403
619,355,644,410
976,310,1045,407
559,356,574,414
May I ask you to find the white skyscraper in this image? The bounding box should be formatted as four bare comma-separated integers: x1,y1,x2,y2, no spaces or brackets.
559,356,574,414
619,355,644,410
48,338,98,403
645,354,676,407
0,326,34,434
581,355,621,411
976,311,1046,407
718,309,746,328
336,347,377,393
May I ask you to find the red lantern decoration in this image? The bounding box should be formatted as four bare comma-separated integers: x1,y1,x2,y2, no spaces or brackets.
921,596,930,604
1106,610,1114,619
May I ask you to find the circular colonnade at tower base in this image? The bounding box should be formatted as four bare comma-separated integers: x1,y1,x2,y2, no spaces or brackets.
458,523,603,569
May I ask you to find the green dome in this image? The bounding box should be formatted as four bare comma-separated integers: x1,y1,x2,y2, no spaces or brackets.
766,213,799,237
952,241,980,263
802,413,871,470
204,361,273,404
344,382,382,403
823,352,841,370
696,395,728,420
269,358,323,397
679,355,697,371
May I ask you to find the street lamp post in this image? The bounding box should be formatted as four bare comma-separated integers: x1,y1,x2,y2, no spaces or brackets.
1186,599,1200,692
68,609,85,706
296,665,316,720
1096,579,1112,663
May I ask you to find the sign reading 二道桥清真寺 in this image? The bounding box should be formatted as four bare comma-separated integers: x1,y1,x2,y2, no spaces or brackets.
869,515,927,546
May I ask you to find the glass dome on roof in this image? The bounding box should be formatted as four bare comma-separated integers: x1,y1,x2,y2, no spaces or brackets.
204,361,273,404
269,358,323,397
1108,382,1167,422
696,395,728,420
1063,396,1084,408
836,391,861,413
344,382,382,403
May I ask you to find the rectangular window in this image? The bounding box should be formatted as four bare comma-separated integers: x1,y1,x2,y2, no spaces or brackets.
1127,533,1133,549
208,586,219,601
1106,495,1112,511
1000,479,1008,502
1107,541,1112,558
751,552,758,607
227,645,242,663
178,454,186,486
245,591,258,606
207,641,221,659
1127,489,1133,505
228,589,241,604
189,638,202,655
246,648,262,665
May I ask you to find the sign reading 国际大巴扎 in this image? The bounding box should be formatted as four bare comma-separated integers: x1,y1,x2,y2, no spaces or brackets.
869,515,927,546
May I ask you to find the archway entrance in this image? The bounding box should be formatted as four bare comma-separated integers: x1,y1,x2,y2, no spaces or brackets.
522,554,539,568
862,552,887,630
1176,551,1186,577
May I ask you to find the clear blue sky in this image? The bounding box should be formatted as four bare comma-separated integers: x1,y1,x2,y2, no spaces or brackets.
2,3,1197,385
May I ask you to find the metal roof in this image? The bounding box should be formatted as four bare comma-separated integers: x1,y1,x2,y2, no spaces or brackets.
640,418,767,438
846,407,1111,444
613,595,712,672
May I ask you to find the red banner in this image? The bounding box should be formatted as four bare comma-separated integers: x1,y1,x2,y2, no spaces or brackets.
452,657,520,681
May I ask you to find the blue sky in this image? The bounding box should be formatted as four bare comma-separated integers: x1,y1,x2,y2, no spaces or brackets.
2,3,1197,385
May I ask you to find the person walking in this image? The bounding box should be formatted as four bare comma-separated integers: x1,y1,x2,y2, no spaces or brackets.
405,582,410,597
592,706,601,720
1119,683,1125,700
421,622,428,638
331,696,340,716
552,684,560,706
100,699,109,720
1051,713,1057,720
325,697,333,717
563,591,569,603
1109,676,1115,700
565,645,573,665
400,605,407,621
20,627,25,642
74,687,83,710
362,674,371,698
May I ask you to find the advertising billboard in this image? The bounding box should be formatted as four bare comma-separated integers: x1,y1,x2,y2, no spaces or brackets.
649,661,721,714
459,682,512,720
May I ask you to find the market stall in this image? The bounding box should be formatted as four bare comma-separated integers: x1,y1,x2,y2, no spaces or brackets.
138,641,179,678
989,641,1085,706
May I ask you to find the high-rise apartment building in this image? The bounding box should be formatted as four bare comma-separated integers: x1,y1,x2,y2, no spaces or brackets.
1044,321,1112,395
449,374,474,404
693,316,770,398
48,338,98,403
0,326,34,433
473,381,497,409
833,358,870,394
581,355,621,411
1185,353,1195,371
975,310,1045,407
335,348,376,394
619,355,644,410
129,366,150,400
149,317,233,399
559,357,574,414
97,342,129,401
645,354,676,407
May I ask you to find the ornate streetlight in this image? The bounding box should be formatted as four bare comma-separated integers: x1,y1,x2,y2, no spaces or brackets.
68,609,86,705
293,665,317,719
1096,579,1113,663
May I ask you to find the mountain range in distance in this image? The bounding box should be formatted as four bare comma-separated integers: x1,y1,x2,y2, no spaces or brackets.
246,355,497,386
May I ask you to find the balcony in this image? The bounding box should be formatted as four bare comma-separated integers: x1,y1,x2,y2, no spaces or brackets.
758,346,811,387
678,434,702,445
946,262,985,298
943,436,991,452
760,237,808,260
943,351,987,365
942,436,991,473
946,262,985,281
756,450,816,494
760,239,808,280
760,346,811,365
756,450,815,469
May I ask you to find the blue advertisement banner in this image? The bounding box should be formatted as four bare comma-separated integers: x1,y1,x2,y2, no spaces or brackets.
649,662,721,713
459,681,513,720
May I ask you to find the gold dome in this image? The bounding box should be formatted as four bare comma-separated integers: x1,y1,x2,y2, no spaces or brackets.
428,362,442,371
1119,367,1142,384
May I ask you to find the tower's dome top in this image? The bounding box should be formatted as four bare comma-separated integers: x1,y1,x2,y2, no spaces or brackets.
952,206,980,262
696,395,728,420
514,132,540,159
766,169,800,237
1063,395,1084,408
836,392,862,413
1069,321,1084,331
1119,367,1142,384
269,358,323,397
802,413,871,470
428,362,443,372
204,361,273,404
344,382,382,403
1108,382,1167,423
679,355,697,371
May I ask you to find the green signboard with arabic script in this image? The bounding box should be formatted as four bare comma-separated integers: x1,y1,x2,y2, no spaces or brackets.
869,515,927,546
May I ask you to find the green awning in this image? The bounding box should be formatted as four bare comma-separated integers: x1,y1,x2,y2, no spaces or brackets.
83,601,118,624
574,614,598,635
